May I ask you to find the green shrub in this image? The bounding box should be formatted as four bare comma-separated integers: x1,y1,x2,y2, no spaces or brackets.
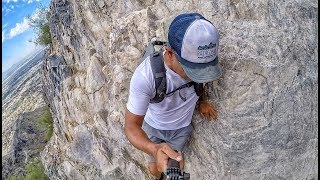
6,175,24,180
37,106,53,141
6,159,49,180
34,23,51,45
28,7,52,46
25,159,49,180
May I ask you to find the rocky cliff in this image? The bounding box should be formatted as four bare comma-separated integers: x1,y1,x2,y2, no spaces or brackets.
2,49,46,157
2,106,51,179
41,0,318,179
2,48,50,179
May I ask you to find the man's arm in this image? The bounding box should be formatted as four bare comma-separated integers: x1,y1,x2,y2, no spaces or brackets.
124,109,182,171
124,109,157,157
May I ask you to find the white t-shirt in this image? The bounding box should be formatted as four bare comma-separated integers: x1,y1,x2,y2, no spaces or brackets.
127,55,199,130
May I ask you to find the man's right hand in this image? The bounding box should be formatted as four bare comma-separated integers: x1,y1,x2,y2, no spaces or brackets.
124,110,184,174
153,143,183,172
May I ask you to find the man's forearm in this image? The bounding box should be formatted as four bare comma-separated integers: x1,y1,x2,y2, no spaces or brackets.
124,110,184,172
124,110,157,157
125,124,157,157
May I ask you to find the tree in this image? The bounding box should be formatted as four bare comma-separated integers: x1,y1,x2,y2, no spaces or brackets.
27,7,52,46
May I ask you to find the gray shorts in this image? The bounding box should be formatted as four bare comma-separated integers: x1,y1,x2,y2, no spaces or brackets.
142,121,193,162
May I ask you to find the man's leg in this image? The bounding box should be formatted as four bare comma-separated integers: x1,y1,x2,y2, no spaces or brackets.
142,121,166,177
142,121,190,178
166,123,193,171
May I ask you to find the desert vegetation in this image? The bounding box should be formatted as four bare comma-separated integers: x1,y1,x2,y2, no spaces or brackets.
27,7,52,46
37,105,53,141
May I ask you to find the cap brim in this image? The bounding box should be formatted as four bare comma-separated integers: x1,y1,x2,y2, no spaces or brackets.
177,55,222,83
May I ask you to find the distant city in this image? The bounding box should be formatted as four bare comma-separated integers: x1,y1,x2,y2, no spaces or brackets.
2,47,47,81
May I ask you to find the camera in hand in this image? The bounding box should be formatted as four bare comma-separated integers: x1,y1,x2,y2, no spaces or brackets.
164,158,190,180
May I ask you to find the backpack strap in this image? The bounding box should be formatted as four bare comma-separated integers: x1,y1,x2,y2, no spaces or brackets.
141,41,166,63
149,50,203,103
150,51,167,103
147,41,203,103
193,82,204,96
166,81,195,97
165,81,203,101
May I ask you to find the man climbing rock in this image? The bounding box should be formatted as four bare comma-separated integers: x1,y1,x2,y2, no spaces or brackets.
124,12,222,179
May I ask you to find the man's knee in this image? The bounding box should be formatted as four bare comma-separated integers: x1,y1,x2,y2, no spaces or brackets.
148,162,161,176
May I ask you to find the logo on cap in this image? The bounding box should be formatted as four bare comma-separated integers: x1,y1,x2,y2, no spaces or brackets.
197,42,216,59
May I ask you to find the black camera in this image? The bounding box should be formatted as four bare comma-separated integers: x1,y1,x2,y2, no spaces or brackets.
164,158,190,180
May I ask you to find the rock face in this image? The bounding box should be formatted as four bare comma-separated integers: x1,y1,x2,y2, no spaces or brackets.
2,48,50,179
2,106,50,179
42,0,318,179
2,49,46,157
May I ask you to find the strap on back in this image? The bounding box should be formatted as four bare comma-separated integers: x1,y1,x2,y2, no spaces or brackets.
166,81,195,97
165,81,203,101
150,51,167,103
147,41,203,103
141,41,166,62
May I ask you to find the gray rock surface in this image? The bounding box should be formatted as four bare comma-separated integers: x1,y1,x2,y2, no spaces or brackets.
41,0,318,179
2,106,50,179
2,49,46,157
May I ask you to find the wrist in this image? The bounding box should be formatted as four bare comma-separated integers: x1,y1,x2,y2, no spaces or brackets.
147,142,158,158
198,98,207,105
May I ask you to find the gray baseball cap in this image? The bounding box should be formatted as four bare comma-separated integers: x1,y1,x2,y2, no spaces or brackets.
168,13,222,83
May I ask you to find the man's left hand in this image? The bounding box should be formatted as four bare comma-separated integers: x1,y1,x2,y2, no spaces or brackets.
197,100,218,120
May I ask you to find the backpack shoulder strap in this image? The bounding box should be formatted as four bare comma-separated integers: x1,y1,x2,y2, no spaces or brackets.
148,50,203,103
164,81,203,102
150,51,167,103
194,82,204,96
140,41,166,64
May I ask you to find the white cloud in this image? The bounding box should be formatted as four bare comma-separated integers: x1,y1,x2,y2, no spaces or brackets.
2,0,18,3
2,7,48,43
2,24,8,43
3,23,8,29
3,3,16,16
2,0,41,4
22,0,36,3
31,8,48,21
9,18,31,39
2,6,13,16
2,30,7,43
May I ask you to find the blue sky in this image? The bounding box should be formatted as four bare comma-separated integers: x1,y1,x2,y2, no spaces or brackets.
2,0,50,73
